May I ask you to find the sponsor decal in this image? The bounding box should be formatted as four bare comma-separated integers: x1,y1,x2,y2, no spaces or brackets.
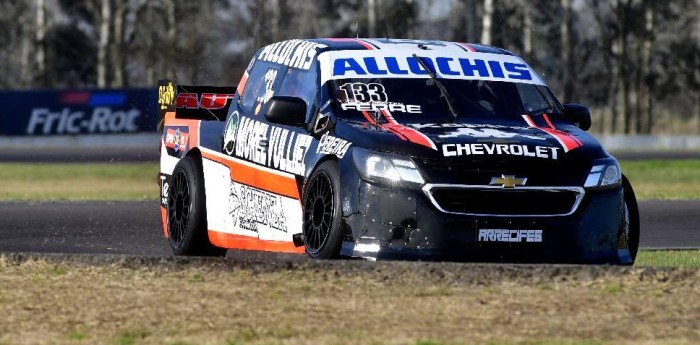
160,173,170,206
229,182,287,233
337,82,422,114
333,56,531,80
341,102,422,114
251,68,278,116
319,50,544,85
158,81,175,110
233,116,312,175
442,143,558,159
478,229,543,243
223,111,240,155
257,69,278,105
164,126,190,153
316,132,352,158
257,39,327,70
176,92,235,110
437,127,546,141
410,123,547,141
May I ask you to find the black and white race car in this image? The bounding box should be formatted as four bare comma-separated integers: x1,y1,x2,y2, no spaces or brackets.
157,38,639,264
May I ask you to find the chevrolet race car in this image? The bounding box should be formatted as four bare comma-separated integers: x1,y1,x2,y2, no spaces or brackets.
157,38,640,264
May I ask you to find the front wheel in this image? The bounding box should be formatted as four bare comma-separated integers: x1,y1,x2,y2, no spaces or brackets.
302,160,344,259
619,174,640,264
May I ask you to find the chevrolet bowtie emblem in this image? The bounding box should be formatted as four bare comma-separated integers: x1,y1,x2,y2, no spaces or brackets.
490,174,527,188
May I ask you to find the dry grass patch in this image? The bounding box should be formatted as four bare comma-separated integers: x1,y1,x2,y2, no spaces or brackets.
0,256,698,345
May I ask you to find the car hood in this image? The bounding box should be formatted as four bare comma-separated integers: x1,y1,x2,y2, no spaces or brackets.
334,118,608,163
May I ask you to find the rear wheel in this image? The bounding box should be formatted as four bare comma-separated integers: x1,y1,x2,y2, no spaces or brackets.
619,174,640,264
167,155,226,256
302,161,344,259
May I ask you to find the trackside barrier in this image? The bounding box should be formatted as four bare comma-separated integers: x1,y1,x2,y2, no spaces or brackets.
0,88,157,136
593,134,700,151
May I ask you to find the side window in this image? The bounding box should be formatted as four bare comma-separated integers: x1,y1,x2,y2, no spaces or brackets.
516,84,561,114
277,65,319,119
239,60,281,114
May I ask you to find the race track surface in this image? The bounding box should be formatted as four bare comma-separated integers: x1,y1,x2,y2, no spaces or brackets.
0,200,697,255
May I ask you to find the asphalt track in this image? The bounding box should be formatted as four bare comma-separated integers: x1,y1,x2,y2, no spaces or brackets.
0,200,696,256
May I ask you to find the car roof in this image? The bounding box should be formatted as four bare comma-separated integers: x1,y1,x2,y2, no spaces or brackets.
304,38,515,56
251,38,542,86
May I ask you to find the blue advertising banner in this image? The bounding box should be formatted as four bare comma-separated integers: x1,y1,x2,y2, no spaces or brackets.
0,88,158,136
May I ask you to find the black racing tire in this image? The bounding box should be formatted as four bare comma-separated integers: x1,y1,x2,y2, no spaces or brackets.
620,174,640,264
302,160,344,259
167,155,226,257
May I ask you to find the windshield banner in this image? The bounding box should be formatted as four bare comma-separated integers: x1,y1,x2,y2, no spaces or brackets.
318,50,545,86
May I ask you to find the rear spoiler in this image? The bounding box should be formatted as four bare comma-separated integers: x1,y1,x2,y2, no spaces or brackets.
157,79,236,130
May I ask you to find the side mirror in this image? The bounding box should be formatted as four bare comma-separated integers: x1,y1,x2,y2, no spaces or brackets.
264,96,306,127
563,103,591,131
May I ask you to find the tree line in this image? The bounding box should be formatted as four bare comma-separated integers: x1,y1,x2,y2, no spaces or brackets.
0,0,698,134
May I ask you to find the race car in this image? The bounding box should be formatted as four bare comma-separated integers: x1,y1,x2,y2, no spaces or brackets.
157,38,640,264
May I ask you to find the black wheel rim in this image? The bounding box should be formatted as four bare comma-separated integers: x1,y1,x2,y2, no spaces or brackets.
303,172,334,254
168,169,190,248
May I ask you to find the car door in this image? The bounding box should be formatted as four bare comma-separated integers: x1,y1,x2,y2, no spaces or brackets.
221,57,318,243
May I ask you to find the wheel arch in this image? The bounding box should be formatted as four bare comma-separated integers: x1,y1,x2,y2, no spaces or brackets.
621,173,640,264
184,147,203,161
167,151,225,256
305,154,357,241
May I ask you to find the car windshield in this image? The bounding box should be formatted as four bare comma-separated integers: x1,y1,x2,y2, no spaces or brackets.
329,78,563,124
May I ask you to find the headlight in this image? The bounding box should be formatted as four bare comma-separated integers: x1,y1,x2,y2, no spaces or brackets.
584,162,621,187
352,148,425,186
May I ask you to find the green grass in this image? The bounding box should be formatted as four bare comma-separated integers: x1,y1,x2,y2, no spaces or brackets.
620,159,700,200
0,162,158,201
636,249,700,268
66,331,86,340
0,159,697,201
113,330,149,345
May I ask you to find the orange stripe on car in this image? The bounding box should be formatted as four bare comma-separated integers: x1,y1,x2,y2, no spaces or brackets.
208,231,305,254
237,72,249,95
161,206,169,238
200,150,300,199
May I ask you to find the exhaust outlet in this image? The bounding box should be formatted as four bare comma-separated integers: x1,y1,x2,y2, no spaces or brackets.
292,233,305,247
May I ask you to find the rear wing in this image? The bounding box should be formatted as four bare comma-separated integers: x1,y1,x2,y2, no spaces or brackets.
157,79,236,130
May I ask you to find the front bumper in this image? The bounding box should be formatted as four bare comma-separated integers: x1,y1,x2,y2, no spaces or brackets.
340,179,626,264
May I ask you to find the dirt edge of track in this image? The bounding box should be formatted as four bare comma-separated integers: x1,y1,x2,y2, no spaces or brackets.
3,252,698,286
3,252,699,345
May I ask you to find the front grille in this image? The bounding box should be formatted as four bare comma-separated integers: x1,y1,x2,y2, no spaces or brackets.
423,184,584,217
415,158,588,186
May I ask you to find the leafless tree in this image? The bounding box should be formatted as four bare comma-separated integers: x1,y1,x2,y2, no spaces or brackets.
481,0,493,45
